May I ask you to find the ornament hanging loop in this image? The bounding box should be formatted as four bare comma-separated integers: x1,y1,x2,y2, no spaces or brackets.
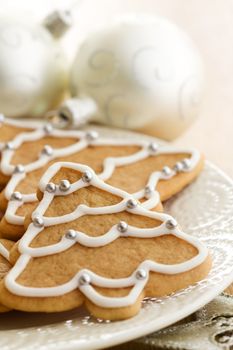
46,97,97,129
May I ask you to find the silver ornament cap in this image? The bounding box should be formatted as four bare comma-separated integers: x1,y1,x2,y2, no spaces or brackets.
43,9,73,39
52,98,97,128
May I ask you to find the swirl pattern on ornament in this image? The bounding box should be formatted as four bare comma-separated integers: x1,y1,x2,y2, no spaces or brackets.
85,49,119,88
132,46,173,89
0,24,23,48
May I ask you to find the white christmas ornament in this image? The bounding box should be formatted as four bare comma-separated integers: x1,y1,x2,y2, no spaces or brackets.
0,14,69,118
58,14,204,140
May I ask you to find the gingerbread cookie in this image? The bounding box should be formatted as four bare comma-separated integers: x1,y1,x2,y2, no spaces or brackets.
0,162,211,320
0,239,14,312
0,123,203,240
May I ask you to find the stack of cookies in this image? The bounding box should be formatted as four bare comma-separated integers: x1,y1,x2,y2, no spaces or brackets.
0,115,211,320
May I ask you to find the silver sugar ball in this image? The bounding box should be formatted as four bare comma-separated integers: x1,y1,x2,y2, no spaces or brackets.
79,273,91,286
33,216,44,228
59,179,71,192
182,158,191,170
126,198,138,209
148,142,159,153
117,221,128,233
86,130,99,142
136,269,148,280
10,191,23,201
45,182,56,193
41,145,53,156
82,170,93,183
5,142,14,150
162,166,172,176
173,162,184,173
43,124,53,134
166,218,178,230
14,164,25,174
145,185,153,197
65,229,77,240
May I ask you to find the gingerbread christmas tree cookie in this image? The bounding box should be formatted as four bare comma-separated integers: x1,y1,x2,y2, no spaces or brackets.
0,162,211,320
0,123,204,240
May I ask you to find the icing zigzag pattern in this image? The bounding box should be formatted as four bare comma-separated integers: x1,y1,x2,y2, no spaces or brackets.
5,162,208,308
0,119,200,226
0,114,44,151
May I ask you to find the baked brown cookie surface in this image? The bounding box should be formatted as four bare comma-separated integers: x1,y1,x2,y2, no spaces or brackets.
0,124,203,240
0,163,211,320
0,116,44,189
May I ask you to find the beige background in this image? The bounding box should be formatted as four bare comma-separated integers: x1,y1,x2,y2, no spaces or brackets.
0,0,232,176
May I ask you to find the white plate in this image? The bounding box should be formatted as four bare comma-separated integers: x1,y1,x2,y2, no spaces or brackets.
0,129,233,350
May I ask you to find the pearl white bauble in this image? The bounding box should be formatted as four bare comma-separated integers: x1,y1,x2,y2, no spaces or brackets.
0,18,68,118
70,14,204,140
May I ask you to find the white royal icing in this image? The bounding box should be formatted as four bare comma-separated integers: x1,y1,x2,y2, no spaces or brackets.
1,119,201,226
0,115,44,151
5,162,208,309
0,115,44,129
